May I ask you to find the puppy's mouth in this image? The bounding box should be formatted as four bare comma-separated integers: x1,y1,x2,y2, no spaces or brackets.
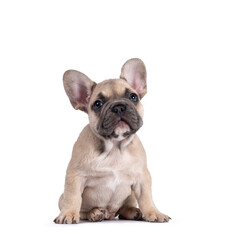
115,119,129,128
114,119,130,133
111,118,133,139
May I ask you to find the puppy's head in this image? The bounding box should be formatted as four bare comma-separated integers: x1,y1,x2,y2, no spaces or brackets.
63,58,147,141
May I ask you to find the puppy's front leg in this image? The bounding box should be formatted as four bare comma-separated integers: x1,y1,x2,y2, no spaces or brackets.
134,169,171,223
54,171,85,224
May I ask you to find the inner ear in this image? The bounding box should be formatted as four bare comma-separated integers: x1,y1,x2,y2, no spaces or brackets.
120,58,147,98
63,70,96,112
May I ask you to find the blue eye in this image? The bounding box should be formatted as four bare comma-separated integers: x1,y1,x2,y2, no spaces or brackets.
129,93,138,102
93,100,103,110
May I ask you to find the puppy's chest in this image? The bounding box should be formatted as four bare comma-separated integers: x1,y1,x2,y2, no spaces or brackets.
85,150,137,189
82,168,134,212
86,169,132,191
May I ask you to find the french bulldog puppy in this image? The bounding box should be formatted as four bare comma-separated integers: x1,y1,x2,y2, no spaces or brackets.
54,58,170,224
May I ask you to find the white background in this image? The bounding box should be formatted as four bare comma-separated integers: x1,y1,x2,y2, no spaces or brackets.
0,0,239,239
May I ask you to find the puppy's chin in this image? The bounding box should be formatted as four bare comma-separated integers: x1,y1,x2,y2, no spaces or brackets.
113,120,131,140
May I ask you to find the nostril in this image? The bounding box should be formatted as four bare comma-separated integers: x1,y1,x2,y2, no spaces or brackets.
113,107,118,113
120,105,126,112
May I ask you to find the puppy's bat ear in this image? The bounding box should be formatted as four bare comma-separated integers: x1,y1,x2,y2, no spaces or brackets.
63,70,96,112
120,58,147,98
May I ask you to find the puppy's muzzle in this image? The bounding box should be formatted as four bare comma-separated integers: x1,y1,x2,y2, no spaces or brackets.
97,100,143,139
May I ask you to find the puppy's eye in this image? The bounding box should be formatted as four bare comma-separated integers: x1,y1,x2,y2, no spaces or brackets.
93,100,103,110
129,93,138,102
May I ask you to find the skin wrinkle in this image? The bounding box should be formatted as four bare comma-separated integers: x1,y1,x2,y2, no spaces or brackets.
97,139,105,155
97,93,109,103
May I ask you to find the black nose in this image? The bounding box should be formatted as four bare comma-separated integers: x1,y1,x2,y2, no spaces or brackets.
112,104,126,116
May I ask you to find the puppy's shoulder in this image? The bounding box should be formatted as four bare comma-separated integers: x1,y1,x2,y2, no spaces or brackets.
129,134,145,152
70,124,102,159
125,134,146,162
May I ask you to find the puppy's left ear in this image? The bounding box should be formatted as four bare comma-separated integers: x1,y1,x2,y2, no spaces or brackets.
120,58,147,98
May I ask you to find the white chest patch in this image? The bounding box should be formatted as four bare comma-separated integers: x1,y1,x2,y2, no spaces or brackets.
106,171,121,190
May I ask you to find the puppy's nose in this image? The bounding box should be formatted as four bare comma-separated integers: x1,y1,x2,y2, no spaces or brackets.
112,104,126,116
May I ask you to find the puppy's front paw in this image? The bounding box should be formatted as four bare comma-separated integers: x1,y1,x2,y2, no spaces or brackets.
143,210,171,223
54,210,80,224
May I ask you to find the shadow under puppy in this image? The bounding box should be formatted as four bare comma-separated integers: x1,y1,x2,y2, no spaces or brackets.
54,58,171,224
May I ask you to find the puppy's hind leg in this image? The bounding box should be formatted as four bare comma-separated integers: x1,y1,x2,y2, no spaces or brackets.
118,192,142,220
87,208,106,222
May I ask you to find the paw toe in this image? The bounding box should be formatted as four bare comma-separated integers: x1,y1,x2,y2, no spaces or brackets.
88,208,105,222
143,211,171,223
54,211,80,224
134,209,142,220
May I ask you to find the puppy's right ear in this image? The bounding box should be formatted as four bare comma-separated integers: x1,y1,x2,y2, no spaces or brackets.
63,70,96,112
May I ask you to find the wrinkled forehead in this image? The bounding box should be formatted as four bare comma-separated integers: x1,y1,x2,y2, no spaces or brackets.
91,79,135,101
